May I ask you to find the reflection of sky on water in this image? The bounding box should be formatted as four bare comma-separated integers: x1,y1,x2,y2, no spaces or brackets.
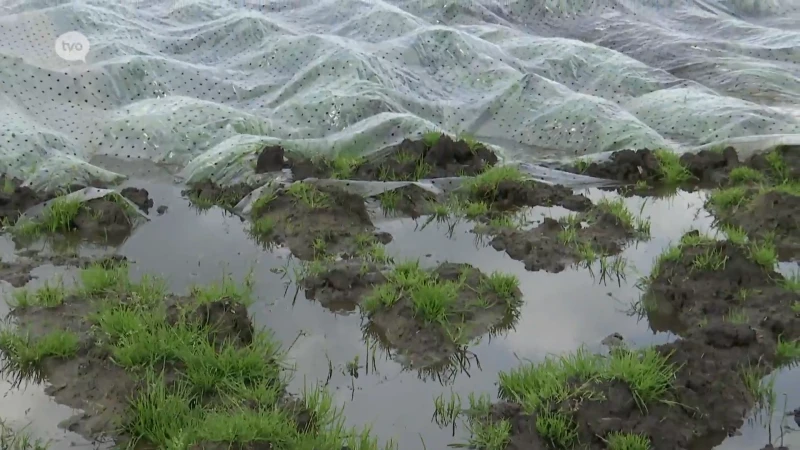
0,183,797,450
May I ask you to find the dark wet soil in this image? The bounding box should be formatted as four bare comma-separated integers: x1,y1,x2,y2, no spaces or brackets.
0,254,127,288
469,179,593,212
181,180,255,211
0,176,44,225
723,190,800,260
284,134,498,182
302,261,521,368
559,147,740,186
249,182,389,259
561,145,799,189
647,234,800,344
489,209,640,273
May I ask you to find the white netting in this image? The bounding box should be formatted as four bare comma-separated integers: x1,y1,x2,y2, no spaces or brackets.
1,0,799,190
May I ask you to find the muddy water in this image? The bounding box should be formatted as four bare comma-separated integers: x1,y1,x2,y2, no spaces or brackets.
1,181,798,449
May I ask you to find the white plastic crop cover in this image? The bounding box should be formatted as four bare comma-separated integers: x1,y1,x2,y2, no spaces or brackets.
1,0,800,191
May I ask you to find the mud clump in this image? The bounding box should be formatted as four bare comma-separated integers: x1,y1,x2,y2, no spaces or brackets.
249,182,385,259
489,205,644,273
287,133,498,181
374,184,441,218
183,180,255,211
720,190,800,260
646,235,800,341
472,322,776,450
470,179,592,212
0,176,48,225
304,261,521,368
120,187,154,213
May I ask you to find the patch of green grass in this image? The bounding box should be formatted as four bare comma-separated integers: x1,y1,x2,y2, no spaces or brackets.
765,149,790,183
748,237,777,269
327,154,364,179
498,346,676,411
692,247,728,271
481,271,519,300
462,200,489,219
377,190,400,213
779,271,800,293
594,197,651,237
0,329,79,374
725,308,748,324
8,278,67,309
605,432,652,450
654,150,692,184
422,131,443,147
0,421,49,450
464,165,526,197
536,411,579,449
286,182,330,208
361,261,519,338
719,224,748,246
728,166,765,184
574,157,590,173
707,186,750,212
776,336,800,366
12,263,396,450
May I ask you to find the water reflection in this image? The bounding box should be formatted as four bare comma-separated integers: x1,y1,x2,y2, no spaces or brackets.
0,182,796,450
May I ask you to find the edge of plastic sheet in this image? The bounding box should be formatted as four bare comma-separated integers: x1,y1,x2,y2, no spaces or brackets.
18,187,151,224
232,163,620,216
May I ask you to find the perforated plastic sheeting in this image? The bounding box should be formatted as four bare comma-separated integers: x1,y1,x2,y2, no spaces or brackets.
1,0,800,191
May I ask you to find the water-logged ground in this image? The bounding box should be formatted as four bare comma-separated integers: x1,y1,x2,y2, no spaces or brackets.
1,138,799,450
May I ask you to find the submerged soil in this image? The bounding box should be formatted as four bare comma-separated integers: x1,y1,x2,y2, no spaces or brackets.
302,261,521,368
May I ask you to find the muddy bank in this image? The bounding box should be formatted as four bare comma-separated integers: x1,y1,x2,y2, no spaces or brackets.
0,262,384,448
487,198,650,273
302,259,521,368
560,145,799,190
279,133,498,182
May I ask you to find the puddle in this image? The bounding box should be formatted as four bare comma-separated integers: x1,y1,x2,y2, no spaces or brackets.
0,179,798,449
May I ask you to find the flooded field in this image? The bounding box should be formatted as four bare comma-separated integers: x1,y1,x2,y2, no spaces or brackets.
1,136,799,450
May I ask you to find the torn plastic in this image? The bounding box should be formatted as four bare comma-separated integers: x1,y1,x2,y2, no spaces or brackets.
18,187,151,225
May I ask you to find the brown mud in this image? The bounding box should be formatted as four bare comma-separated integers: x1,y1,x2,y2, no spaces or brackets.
561,145,799,188
488,206,644,273
302,261,521,368
0,177,108,226
283,134,498,182
181,180,255,211
249,182,390,259
0,254,126,288
2,291,314,447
